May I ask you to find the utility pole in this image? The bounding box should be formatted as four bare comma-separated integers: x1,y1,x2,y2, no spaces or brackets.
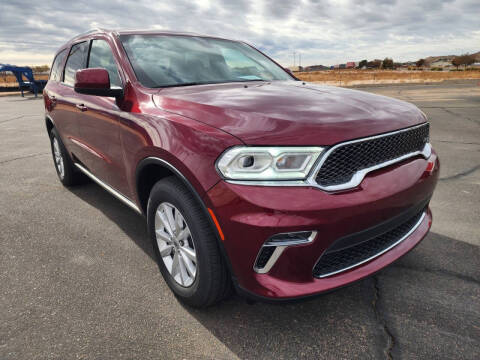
299,53,301,68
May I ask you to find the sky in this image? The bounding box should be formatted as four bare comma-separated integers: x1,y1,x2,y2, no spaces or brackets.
0,0,479,67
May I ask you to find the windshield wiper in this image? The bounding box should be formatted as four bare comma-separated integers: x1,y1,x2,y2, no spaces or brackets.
154,79,267,89
153,82,202,88
234,79,267,82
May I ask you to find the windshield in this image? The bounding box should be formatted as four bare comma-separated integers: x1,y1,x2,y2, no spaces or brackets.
119,34,293,88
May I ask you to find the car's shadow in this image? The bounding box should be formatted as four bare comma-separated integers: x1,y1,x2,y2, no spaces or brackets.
68,181,154,259
67,181,480,359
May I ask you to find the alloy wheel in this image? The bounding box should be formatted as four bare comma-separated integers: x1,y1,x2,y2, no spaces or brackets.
53,137,65,179
154,202,197,287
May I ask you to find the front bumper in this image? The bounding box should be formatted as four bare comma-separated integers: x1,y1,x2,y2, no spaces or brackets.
203,152,439,300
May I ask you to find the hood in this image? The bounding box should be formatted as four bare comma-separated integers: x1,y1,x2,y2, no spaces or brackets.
152,81,426,145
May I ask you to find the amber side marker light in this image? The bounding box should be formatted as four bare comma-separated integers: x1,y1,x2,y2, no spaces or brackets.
421,159,436,179
426,160,435,173
208,208,225,241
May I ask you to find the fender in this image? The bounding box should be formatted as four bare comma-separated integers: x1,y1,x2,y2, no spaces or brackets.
135,156,238,284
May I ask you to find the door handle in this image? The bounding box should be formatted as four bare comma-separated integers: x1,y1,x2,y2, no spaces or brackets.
75,103,88,112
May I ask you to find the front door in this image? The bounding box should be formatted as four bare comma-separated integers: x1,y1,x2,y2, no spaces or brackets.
74,38,130,196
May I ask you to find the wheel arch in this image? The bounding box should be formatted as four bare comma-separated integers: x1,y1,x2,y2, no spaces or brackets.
135,156,237,284
45,115,55,134
136,157,180,214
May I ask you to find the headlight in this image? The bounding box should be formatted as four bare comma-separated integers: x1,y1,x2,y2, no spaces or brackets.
216,146,324,180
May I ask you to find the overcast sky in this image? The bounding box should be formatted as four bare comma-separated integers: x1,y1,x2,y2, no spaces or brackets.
1,0,479,67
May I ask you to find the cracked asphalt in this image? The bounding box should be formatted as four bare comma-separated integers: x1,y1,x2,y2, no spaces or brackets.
1,80,479,359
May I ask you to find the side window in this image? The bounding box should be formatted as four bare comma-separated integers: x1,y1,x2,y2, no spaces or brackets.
63,42,88,86
88,40,122,88
49,49,67,82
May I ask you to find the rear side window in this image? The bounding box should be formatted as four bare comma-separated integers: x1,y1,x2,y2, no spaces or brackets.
49,49,67,82
88,40,122,88
63,42,88,86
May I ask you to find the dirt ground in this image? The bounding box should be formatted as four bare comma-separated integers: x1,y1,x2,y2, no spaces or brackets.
296,69,480,86
0,73,49,88
2,70,480,88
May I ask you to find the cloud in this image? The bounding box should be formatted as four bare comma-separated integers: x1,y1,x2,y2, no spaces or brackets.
0,0,478,66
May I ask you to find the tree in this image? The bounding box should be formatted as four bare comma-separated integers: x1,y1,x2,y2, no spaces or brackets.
367,59,382,69
464,54,476,68
416,58,425,68
358,59,368,69
382,58,394,69
452,56,462,70
452,54,476,70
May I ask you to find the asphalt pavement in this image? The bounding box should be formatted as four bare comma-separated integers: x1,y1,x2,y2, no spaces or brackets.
1,80,479,359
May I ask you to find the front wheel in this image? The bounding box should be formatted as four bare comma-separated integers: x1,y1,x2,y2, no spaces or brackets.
147,177,230,307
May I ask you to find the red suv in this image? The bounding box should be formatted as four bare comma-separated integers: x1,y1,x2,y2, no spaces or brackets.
44,29,439,307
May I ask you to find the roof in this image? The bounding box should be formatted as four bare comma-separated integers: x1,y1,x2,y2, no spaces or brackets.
115,29,202,36
67,28,228,44
58,28,241,57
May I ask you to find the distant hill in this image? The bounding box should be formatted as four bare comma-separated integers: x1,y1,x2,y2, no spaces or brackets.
424,51,480,66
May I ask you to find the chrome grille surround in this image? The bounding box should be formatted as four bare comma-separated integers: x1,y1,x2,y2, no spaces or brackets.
225,123,431,192
312,123,430,190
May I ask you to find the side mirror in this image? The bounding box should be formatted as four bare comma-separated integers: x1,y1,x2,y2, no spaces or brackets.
74,68,123,98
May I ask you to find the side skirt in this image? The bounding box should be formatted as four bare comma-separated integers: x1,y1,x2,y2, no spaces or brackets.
74,163,142,214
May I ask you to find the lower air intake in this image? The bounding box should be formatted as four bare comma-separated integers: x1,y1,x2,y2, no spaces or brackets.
313,210,425,278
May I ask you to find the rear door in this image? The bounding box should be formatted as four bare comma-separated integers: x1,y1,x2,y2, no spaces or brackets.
44,48,68,133
74,38,130,196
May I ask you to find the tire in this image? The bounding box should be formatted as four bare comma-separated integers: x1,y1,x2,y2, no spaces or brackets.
49,128,82,186
147,177,230,307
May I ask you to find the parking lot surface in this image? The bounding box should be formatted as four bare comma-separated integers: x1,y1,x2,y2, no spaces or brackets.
1,80,479,359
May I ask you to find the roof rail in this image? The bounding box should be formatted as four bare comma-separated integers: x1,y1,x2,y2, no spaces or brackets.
67,28,109,43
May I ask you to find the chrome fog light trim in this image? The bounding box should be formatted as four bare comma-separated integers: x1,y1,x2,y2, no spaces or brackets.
254,246,288,274
264,230,317,246
254,231,317,273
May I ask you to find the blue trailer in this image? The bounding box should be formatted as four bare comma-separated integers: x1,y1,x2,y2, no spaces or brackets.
0,64,47,97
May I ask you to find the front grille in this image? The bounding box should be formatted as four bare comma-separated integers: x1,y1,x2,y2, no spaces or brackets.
313,210,425,278
315,123,429,187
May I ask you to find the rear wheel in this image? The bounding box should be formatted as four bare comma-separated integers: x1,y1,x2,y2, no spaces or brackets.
147,177,230,307
49,128,82,186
